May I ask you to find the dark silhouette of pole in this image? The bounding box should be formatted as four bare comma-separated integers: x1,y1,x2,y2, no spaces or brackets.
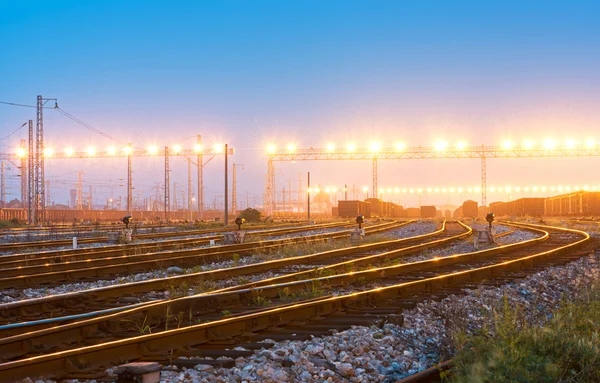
307,172,310,221
224,143,228,225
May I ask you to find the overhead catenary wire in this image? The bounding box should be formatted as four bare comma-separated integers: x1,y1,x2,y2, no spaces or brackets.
54,107,124,144
0,100,53,109
0,122,26,140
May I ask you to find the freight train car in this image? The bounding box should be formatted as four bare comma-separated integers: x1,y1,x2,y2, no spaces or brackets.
489,198,545,217
544,191,600,216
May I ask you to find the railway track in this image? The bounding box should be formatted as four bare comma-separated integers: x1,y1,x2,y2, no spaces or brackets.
0,222,589,382
0,222,339,253
0,222,353,281
0,220,404,325
0,222,350,270
0,221,469,337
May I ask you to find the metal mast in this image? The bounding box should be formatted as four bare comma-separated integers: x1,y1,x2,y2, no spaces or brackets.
35,96,45,224
224,143,228,225
0,162,5,207
20,139,26,206
266,156,275,216
187,157,193,221
197,135,203,220
34,95,57,225
45,180,50,207
164,146,170,221
481,155,487,207
127,143,132,214
77,171,83,210
372,155,378,199
27,120,34,225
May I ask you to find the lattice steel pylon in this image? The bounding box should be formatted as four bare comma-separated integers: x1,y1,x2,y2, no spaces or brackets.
34,96,45,225
187,157,193,221
197,135,203,221
127,143,132,215
27,120,34,225
164,146,170,221
1,162,5,206
20,139,26,206
265,156,275,216
372,155,378,199
76,171,83,210
481,156,487,207
34,96,57,225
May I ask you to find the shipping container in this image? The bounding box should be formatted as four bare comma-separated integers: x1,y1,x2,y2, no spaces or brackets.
420,205,436,218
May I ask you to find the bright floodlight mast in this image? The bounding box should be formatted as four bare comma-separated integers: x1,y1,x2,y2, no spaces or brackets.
34,95,58,226
264,142,600,215
27,120,34,225
164,146,170,221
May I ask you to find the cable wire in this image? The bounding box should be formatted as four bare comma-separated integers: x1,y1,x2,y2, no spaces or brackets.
0,100,53,109
0,122,26,140
55,107,124,143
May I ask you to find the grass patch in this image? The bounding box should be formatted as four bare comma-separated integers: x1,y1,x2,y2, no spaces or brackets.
450,289,600,382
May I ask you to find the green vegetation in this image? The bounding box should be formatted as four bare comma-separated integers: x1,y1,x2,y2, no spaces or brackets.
249,290,271,307
0,218,26,228
450,290,600,383
239,208,262,223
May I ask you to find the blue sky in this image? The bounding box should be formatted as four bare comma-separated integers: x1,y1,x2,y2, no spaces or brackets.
1,1,599,208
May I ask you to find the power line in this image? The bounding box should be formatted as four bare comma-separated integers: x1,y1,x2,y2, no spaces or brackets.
0,100,36,108
0,100,53,109
0,122,26,140
55,107,124,144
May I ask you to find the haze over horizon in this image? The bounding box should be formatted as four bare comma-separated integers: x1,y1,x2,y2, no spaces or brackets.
1,1,599,210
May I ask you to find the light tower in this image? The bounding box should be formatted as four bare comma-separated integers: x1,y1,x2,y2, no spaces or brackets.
35,95,57,225
27,120,34,225
196,135,203,220
126,143,132,215
19,139,26,206
164,146,170,221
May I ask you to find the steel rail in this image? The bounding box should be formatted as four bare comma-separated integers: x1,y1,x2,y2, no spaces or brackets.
0,222,352,273
0,222,399,289
0,221,467,342
0,222,345,261
0,221,405,323
0,223,587,382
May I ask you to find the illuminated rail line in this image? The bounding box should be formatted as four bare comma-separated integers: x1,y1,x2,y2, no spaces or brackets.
0,222,590,382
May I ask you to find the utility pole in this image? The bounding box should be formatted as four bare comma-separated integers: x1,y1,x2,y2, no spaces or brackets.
232,163,244,216
187,157,193,221
197,135,203,220
19,139,26,206
164,146,170,221
45,180,50,207
372,155,378,200
481,153,487,207
35,95,57,225
77,171,83,210
307,171,311,221
28,120,34,225
0,162,5,207
224,143,229,225
127,143,132,215
282,186,285,217
173,182,178,211
89,185,93,210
